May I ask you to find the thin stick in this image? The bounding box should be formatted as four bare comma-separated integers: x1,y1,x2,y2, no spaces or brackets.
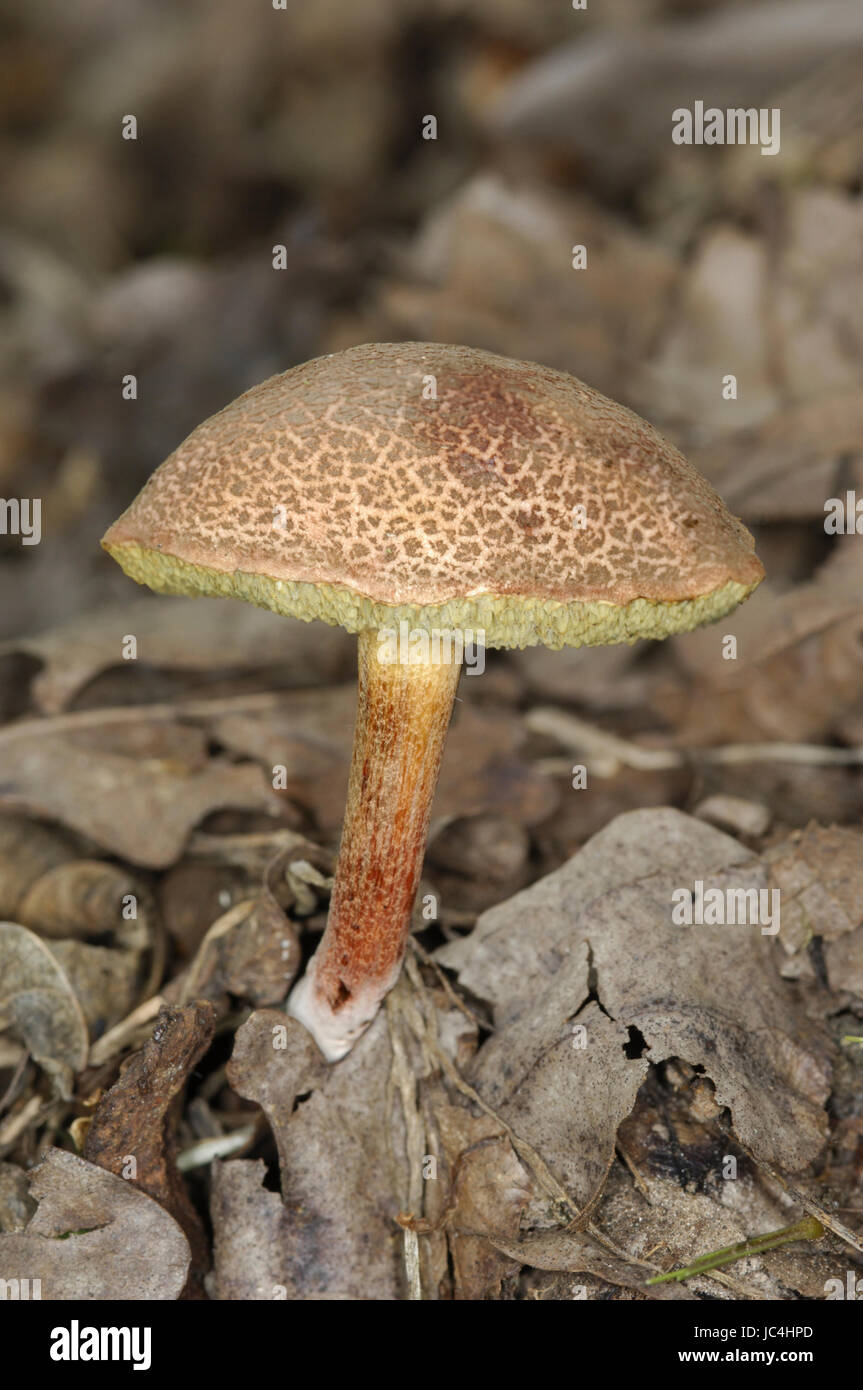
0,690,291,745
646,1215,824,1284
526,706,863,775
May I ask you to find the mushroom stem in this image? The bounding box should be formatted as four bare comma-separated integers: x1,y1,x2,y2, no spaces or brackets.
288,626,461,1059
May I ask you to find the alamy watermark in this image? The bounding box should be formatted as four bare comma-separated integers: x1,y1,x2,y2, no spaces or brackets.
50,1321,151,1371
0,1277,41,1299
671,880,780,935
377,621,485,674
672,101,780,157
0,498,41,545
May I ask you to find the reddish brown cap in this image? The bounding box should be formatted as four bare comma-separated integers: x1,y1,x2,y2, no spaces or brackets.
102,343,763,648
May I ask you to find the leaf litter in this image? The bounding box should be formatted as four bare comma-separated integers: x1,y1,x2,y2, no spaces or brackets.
2,0,863,1304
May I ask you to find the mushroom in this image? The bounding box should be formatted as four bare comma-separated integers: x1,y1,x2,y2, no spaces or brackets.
102,342,764,1059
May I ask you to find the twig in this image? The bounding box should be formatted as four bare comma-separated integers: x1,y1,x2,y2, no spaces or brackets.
386,987,428,1301
615,1141,653,1203
646,1215,824,1285
408,936,489,1034
722,1124,863,1256
87,993,164,1066
0,690,292,746
0,1049,30,1117
176,1125,258,1171
0,1093,45,1151
526,706,863,777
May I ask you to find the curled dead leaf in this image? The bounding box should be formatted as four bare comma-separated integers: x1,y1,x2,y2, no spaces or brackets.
0,725,280,868
0,921,88,1093
83,1001,216,1294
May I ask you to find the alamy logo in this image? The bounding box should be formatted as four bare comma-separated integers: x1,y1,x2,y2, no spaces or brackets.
0,1277,41,1299
824,1271,863,1300
50,1321,152,1371
671,880,780,935
0,497,41,545
377,620,485,674
672,101,780,157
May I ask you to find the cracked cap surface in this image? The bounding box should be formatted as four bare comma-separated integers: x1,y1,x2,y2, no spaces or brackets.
102,342,764,649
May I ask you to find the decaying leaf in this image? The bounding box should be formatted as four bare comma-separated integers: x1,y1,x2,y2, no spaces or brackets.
223,1009,401,1299
16,858,147,943
824,929,863,1002
178,843,302,1007
489,1229,697,1302
438,809,832,1173
0,921,88,1093
209,1159,303,1301
578,1152,842,1301
0,1161,37,1232
0,1147,189,1299
693,390,863,522
490,0,863,191
428,1101,533,1300
472,996,649,1218
0,725,280,868
0,813,77,918
667,542,863,744
0,595,354,713
765,823,863,948
13,858,157,1035
83,1002,216,1290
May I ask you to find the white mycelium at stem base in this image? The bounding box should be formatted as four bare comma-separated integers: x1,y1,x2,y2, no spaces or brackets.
287,627,462,1060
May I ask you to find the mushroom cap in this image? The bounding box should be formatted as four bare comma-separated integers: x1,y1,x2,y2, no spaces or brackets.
102,343,763,649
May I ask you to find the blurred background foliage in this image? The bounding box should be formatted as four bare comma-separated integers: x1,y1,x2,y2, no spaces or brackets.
1,0,862,812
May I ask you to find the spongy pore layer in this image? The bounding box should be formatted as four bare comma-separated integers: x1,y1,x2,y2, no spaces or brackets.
102,342,764,648
105,540,755,650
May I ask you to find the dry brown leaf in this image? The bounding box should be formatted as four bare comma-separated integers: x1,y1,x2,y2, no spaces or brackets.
641,226,778,436
774,189,863,404
667,542,863,744
83,1002,216,1293
472,996,649,1217
824,929,863,1001
46,939,150,1039
765,824,863,951
639,186,863,442
429,1102,532,1300
0,596,355,713
17,859,146,942
507,641,652,712
0,725,280,868
0,1162,36,1233
490,1230,696,1301
180,843,302,1007
8,858,157,1036
0,813,76,917
209,1159,303,1301
0,1147,189,1300
211,687,356,795
693,391,863,523
428,813,530,887
224,1009,401,1299
491,0,863,191
589,1153,841,1301
0,921,88,1092
439,809,832,1172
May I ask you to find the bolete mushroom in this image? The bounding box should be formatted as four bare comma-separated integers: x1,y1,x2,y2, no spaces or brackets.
102,342,764,1059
